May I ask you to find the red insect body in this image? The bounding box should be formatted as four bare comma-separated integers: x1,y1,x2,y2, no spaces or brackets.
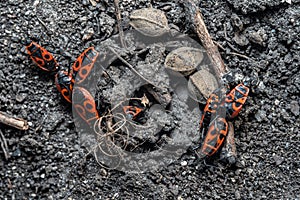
200,117,229,156
70,47,99,84
26,41,59,72
55,71,73,103
225,83,249,119
199,93,220,130
73,87,99,126
54,47,99,103
123,106,143,120
198,83,249,158
25,41,100,125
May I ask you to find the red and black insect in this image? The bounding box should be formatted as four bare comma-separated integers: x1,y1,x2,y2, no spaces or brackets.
225,83,250,119
26,41,59,72
199,85,229,129
26,41,100,103
54,47,99,103
200,117,229,156
73,87,99,126
55,71,73,103
197,87,228,157
199,93,220,130
123,106,143,120
26,41,100,126
197,82,250,158
70,47,99,84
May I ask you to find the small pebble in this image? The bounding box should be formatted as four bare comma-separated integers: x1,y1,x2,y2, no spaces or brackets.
290,101,299,116
100,168,107,176
255,110,266,122
82,28,94,41
274,156,284,166
181,161,187,166
16,93,27,103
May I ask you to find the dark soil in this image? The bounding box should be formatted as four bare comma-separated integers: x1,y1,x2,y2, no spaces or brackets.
0,0,299,199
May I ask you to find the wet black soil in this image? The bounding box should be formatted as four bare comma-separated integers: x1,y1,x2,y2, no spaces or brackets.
0,0,299,199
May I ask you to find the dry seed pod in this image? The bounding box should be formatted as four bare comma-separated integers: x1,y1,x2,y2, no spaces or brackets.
188,69,218,102
129,8,169,37
164,47,203,76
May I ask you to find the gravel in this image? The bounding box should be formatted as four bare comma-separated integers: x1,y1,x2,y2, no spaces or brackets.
0,0,299,199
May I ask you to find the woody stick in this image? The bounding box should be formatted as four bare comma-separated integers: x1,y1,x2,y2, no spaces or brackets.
0,111,29,130
183,0,228,78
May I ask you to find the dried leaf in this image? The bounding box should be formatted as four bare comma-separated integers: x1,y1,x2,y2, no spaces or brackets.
140,94,149,107
164,47,203,76
130,8,169,37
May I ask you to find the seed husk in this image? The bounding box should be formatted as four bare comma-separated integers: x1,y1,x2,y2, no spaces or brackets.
129,8,169,37
165,47,203,76
188,69,219,103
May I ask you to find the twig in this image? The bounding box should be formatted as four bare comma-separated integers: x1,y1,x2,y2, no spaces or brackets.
0,129,9,160
36,16,48,30
182,0,227,79
223,23,228,39
228,52,251,60
7,178,13,189
35,113,47,133
214,41,251,60
226,122,237,157
36,16,51,33
32,2,52,34
213,41,225,52
114,0,127,49
0,111,29,130
94,144,122,170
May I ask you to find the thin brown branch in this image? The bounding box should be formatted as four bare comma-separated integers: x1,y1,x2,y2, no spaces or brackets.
114,0,127,49
0,111,29,130
0,129,9,160
183,0,228,79
214,41,252,60
228,52,251,60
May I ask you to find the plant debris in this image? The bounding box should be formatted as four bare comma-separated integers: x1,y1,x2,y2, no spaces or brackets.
0,111,29,130
164,47,203,76
129,8,170,37
188,69,219,102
